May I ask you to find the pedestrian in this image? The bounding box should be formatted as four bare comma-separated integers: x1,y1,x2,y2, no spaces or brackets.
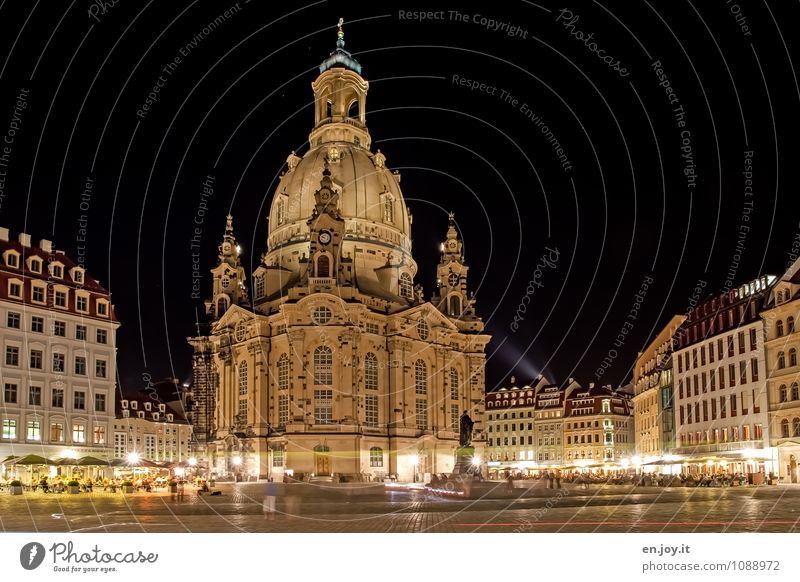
547,471,554,489
506,474,514,494
177,479,185,500
169,478,178,501
555,469,561,489
263,478,278,520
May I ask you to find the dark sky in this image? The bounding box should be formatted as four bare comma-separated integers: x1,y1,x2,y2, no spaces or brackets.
1,1,798,393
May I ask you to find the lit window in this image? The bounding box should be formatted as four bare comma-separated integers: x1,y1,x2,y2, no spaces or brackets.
72,423,86,443
238,361,248,395
26,420,41,441
2,419,17,439
50,423,64,442
450,368,459,400
369,446,383,467
365,394,378,427
278,394,289,425
416,399,428,429
93,426,106,444
314,389,333,424
278,354,290,390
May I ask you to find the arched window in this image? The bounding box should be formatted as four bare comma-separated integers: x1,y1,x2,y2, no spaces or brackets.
238,361,248,395
364,352,378,390
449,368,459,400
778,351,786,369
791,348,798,367
314,346,333,385
254,275,265,299
781,419,790,438
792,383,800,401
276,198,286,225
369,446,383,467
789,316,796,333
383,195,394,223
277,354,290,390
317,255,330,278
399,273,412,298
777,320,785,337
449,295,461,317
216,297,228,316
780,385,788,402
414,360,427,395
777,290,784,303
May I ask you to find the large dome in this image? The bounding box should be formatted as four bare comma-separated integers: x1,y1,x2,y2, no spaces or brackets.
266,143,412,255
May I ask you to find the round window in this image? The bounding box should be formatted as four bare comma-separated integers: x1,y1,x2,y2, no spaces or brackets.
417,319,429,340
234,322,247,342
312,306,332,325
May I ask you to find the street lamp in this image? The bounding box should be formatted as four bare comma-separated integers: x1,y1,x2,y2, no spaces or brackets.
410,454,419,483
188,457,197,467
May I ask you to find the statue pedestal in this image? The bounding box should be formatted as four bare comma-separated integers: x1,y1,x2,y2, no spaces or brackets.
451,446,477,477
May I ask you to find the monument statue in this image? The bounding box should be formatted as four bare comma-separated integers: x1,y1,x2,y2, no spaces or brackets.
459,410,474,447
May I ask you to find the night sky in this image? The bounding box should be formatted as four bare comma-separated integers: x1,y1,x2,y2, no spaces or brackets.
1,1,798,394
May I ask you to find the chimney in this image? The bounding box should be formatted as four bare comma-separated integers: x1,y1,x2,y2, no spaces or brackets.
18,233,31,247
0,227,8,242
39,239,52,253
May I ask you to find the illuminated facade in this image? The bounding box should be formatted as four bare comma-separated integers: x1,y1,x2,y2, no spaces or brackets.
761,257,800,482
673,276,776,473
632,315,685,459
189,27,490,482
0,229,119,463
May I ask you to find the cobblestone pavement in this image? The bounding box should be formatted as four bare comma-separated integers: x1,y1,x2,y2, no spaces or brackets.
1,483,800,533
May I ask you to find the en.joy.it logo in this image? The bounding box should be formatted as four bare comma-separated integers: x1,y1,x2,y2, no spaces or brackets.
19,542,46,570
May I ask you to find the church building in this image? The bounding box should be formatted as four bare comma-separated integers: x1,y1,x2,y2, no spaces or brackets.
188,23,490,482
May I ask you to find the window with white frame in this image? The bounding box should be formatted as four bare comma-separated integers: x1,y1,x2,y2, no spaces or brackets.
114,432,126,457
31,284,45,303
365,394,378,427
364,352,378,390
97,301,108,316
26,420,41,441
76,295,89,312
414,360,427,395
399,273,413,298
449,368,459,400
416,399,428,429
2,419,17,439
314,389,333,424
238,361,248,395
278,394,290,425
369,446,383,467
54,290,67,307
95,359,107,378
314,346,333,385
6,311,20,328
72,423,86,443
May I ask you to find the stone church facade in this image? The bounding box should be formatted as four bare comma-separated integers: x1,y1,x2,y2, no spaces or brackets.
188,26,490,482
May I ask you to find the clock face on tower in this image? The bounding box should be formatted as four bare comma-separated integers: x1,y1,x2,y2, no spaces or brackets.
448,273,459,287
318,231,332,245
447,240,457,251
320,188,331,202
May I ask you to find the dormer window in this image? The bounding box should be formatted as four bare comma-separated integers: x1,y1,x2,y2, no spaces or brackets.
70,267,84,284
138,411,145,419
158,404,166,412
4,251,19,268
29,258,42,273
166,414,174,422
121,400,129,409
51,263,64,278
144,402,152,411
130,401,138,410
97,300,109,317
122,410,129,418
152,413,160,421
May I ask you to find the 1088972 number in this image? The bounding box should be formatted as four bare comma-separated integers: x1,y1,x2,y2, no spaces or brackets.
732,560,780,571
